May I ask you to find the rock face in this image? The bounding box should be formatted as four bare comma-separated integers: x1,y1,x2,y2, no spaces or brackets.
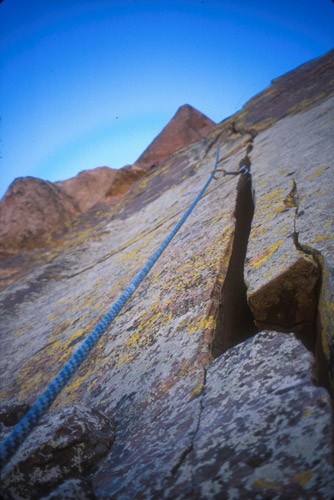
0,177,80,257
0,167,145,255
0,51,334,498
233,49,334,132
135,103,215,169
41,478,94,500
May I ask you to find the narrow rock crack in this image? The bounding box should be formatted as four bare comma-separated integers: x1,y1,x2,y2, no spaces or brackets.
170,367,207,486
211,130,257,357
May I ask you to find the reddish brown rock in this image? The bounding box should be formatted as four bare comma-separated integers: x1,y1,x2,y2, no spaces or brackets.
0,166,145,257
135,104,215,170
56,166,118,212
56,165,144,212
0,177,80,256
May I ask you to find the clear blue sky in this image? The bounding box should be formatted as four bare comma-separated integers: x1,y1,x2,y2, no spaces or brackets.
1,0,333,199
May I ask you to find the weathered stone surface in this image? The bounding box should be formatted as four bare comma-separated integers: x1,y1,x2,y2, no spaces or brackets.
1,406,114,499
165,331,334,499
245,95,334,385
0,177,80,256
0,129,247,406
135,103,215,169
56,166,120,212
206,49,334,159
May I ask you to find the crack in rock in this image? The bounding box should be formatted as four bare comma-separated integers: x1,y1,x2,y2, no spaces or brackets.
211,130,257,357
291,179,333,392
247,176,320,353
170,367,207,482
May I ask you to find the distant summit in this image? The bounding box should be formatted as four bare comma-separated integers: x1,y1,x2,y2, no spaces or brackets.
0,104,215,255
135,104,215,169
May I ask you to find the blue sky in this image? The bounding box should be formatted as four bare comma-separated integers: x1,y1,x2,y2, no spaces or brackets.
1,0,333,199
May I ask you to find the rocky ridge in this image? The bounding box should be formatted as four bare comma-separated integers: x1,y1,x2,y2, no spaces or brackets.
0,105,214,258
0,50,334,498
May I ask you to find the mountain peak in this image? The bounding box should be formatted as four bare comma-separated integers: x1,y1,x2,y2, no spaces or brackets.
135,104,215,169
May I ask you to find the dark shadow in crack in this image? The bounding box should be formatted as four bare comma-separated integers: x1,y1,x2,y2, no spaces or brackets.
211,173,257,357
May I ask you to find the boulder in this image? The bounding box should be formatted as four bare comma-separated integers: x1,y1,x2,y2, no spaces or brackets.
1,406,114,499
165,331,334,498
56,165,144,212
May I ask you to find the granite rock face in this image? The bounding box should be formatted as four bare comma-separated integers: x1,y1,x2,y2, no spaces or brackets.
56,166,121,212
233,49,334,132
0,51,334,498
1,406,114,499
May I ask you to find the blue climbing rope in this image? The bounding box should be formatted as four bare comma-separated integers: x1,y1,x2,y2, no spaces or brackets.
0,146,220,469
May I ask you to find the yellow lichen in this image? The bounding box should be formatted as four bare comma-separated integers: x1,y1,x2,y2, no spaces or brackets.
263,204,287,219
14,323,34,336
48,312,59,322
256,188,284,205
187,316,216,335
312,234,334,243
307,166,328,180
188,379,204,401
125,332,141,347
294,470,313,486
250,239,284,269
116,352,135,368
303,408,313,417
253,479,279,489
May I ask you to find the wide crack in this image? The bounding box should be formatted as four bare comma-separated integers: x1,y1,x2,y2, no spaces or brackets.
211,139,257,358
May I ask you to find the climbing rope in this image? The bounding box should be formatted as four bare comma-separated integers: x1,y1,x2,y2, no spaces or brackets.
0,146,220,469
